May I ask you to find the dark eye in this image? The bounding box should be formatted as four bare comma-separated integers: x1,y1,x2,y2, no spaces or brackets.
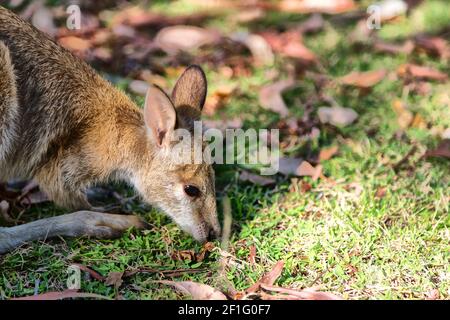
184,185,200,198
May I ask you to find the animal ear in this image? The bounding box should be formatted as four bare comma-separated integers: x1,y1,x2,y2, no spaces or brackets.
143,85,176,147
172,65,207,110
171,65,207,127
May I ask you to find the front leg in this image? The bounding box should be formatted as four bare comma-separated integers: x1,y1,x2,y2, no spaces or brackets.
0,211,149,254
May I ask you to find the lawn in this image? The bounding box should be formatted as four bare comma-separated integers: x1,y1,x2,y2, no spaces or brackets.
0,0,449,300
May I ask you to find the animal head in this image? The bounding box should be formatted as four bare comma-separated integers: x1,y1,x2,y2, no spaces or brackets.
133,65,221,243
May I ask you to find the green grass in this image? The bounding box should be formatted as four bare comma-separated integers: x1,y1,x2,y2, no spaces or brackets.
0,1,449,300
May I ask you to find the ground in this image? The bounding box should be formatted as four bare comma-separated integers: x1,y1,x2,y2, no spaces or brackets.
0,0,449,300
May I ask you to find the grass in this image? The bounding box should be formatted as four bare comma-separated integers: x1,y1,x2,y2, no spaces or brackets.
0,1,449,300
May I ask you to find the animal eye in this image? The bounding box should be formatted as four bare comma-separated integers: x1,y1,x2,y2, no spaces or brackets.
184,185,200,198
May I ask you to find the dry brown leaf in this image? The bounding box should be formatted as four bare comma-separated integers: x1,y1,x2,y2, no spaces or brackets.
278,0,357,14
171,242,214,262
11,289,110,300
424,139,450,160
239,171,276,186
415,36,450,59
196,242,215,262
339,69,387,88
317,106,358,127
377,0,408,20
397,64,448,82
298,13,325,34
58,36,91,53
248,245,257,265
260,284,342,300
425,289,440,300
297,161,322,180
171,250,196,262
375,187,387,199
157,280,227,300
278,158,322,180
247,260,284,293
128,80,149,96
319,145,339,162
233,33,274,66
261,30,316,63
155,26,221,53
104,271,124,289
72,264,105,282
374,40,414,55
391,99,413,130
259,79,295,117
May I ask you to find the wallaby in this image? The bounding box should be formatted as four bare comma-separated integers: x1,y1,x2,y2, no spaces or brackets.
0,6,220,254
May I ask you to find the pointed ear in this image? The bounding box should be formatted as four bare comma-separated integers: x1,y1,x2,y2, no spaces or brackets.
143,85,176,147
171,64,207,113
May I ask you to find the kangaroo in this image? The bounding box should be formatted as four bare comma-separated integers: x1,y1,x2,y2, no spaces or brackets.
0,6,220,254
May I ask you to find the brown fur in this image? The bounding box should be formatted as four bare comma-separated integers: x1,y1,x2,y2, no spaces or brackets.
0,6,220,252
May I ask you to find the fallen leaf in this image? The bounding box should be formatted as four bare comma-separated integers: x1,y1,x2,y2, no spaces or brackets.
105,271,124,289
391,99,413,130
397,64,448,82
278,0,357,14
155,26,221,53
248,245,257,265
234,8,265,23
278,158,322,180
58,36,91,53
407,81,432,96
410,114,426,129
128,80,149,96
339,69,387,88
260,284,342,300
375,187,387,199
297,161,322,180
415,36,450,59
300,181,312,192
298,13,325,34
349,19,373,44
424,139,450,160
317,106,358,127
171,242,215,262
71,264,105,282
171,250,196,262
425,289,440,300
319,145,339,161
259,79,295,117
157,280,227,300
196,242,215,262
261,30,316,63
239,170,276,186
377,0,408,21
247,260,284,293
374,40,414,55
232,32,274,66
11,289,111,300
